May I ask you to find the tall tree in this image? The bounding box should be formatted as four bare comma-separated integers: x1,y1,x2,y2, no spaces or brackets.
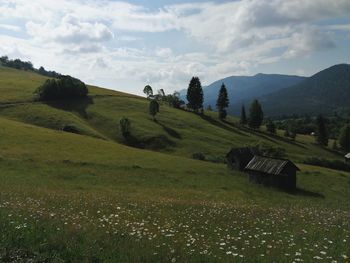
316,114,329,146
248,99,264,129
266,119,276,134
216,83,229,120
339,124,350,151
143,85,153,98
149,100,160,121
186,77,203,113
240,104,247,125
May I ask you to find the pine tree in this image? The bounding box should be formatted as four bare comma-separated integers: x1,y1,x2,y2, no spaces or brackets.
339,124,350,151
216,83,229,120
240,105,247,125
266,119,276,134
186,77,203,113
316,115,329,146
248,99,264,129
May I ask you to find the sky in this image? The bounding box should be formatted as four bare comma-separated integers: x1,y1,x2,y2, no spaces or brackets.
0,0,350,95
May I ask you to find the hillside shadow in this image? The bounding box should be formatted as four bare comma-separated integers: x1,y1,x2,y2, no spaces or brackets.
292,187,324,198
47,97,94,119
245,128,308,149
155,120,182,139
317,144,344,157
199,114,249,136
124,132,176,150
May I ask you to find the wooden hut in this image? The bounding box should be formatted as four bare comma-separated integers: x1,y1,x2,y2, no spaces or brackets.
245,156,300,190
226,147,254,171
345,153,350,163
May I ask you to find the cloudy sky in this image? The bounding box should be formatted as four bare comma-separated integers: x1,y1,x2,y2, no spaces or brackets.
0,0,350,95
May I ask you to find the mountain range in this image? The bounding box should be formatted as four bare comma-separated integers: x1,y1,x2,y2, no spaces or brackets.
181,64,350,117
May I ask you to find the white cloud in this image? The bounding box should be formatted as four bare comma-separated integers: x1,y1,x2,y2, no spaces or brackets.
0,0,349,95
0,23,21,32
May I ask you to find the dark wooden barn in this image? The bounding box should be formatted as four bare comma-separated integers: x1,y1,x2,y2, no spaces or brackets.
226,147,254,171
245,156,300,190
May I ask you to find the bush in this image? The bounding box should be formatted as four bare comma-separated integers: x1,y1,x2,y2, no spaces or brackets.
303,157,350,172
192,152,205,161
34,76,88,101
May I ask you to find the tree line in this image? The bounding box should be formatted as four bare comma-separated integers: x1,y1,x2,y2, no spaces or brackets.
140,76,350,152
0,56,61,78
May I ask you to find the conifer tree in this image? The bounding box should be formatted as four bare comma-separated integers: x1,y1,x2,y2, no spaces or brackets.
186,77,203,113
248,99,264,129
240,105,247,125
316,114,329,146
266,119,276,134
339,124,350,151
216,83,229,120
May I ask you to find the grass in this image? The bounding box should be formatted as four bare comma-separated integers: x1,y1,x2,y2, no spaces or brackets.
0,66,350,262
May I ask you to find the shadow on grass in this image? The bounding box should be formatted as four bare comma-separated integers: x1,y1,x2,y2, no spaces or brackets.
241,126,308,149
292,187,324,198
124,132,176,151
47,96,94,119
154,120,182,139
314,143,344,157
199,114,249,137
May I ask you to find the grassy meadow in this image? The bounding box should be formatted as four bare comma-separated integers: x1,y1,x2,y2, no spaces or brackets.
0,67,350,262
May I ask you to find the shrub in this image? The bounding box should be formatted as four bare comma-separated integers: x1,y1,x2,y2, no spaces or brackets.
303,157,350,172
34,76,88,101
192,152,205,161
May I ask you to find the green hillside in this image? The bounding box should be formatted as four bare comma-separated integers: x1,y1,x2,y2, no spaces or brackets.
1,66,350,262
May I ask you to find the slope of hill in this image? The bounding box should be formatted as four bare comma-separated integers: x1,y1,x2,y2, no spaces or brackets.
259,64,350,116
180,73,305,112
1,66,350,262
0,66,339,162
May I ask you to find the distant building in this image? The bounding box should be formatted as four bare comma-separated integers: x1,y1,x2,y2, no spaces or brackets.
226,147,254,171
345,153,350,162
245,156,300,191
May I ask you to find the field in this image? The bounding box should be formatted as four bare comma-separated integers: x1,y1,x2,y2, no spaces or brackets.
0,66,350,262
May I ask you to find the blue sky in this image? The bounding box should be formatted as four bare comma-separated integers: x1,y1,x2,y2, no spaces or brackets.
0,0,350,95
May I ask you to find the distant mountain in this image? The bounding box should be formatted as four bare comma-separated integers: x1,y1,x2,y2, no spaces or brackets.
258,64,350,117
180,74,305,112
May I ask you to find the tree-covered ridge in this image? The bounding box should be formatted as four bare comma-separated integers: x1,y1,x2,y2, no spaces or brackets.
260,64,350,116
0,55,61,78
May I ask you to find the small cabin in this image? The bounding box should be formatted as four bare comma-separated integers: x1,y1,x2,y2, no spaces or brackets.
245,156,300,191
345,153,350,163
226,147,254,171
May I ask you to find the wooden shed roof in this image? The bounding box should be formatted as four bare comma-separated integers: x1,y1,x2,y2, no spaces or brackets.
245,156,300,175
